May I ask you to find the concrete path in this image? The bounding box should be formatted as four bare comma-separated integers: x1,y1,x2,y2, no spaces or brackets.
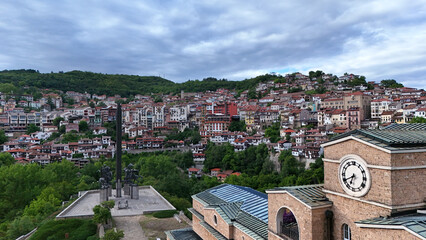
114,216,147,240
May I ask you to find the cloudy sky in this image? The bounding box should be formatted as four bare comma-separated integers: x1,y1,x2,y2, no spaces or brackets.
1,0,425,89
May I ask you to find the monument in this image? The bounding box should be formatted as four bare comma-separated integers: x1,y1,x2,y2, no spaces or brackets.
99,165,112,202
116,103,122,198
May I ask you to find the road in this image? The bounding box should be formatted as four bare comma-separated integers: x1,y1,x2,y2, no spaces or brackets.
113,216,147,240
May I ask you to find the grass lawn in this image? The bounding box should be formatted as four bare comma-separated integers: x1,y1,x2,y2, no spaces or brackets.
140,214,189,240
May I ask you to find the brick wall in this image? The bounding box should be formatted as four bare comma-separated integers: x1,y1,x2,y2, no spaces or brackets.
327,194,390,239
268,192,330,240
203,208,233,239
391,168,426,206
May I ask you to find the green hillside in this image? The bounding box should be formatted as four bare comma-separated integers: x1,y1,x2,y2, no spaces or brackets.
0,69,286,97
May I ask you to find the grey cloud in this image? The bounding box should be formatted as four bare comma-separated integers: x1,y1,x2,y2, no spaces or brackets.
0,0,425,89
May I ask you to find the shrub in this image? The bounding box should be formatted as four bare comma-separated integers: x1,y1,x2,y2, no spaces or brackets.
29,219,97,240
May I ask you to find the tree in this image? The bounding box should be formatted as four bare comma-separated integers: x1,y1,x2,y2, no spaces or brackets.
279,150,304,178
102,229,124,240
23,187,61,218
79,120,89,132
93,203,112,225
380,79,404,88
0,129,8,144
0,152,15,167
53,117,64,127
410,117,426,123
26,123,40,134
229,120,246,132
265,122,281,143
247,88,257,99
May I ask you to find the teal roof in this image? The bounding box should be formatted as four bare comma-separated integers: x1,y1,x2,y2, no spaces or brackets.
356,213,426,238
194,184,268,223
268,184,332,208
199,221,228,240
329,123,426,151
165,228,202,240
235,211,268,239
193,184,268,239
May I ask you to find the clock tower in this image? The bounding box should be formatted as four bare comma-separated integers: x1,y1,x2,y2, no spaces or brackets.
321,124,426,240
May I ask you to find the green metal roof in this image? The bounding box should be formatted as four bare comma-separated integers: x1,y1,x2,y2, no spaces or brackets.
192,184,268,239
165,228,203,240
328,123,426,151
267,184,332,208
384,123,426,131
195,190,226,205
188,208,204,221
199,221,228,240
235,211,268,239
219,202,243,221
356,213,426,239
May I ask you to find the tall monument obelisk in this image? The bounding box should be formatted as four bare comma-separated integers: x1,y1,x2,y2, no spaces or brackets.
116,103,122,197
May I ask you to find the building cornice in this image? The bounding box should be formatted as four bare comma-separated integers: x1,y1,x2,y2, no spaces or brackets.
356,223,426,240
323,189,426,210
321,135,426,154
323,158,426,170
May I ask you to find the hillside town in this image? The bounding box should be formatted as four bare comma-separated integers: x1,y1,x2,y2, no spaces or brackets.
1,72,425,178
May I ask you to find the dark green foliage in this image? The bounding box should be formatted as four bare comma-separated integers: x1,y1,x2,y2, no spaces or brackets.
228,120,246,132
93,204,112,225
102,229,124,240
166,127,200,145
0,130,7,144
288,87,303,93
28,219,97,240
410,117,426,123
0,152,14,167
152,210,178,218
61,132,79,143
26,124,40,134
203,143,272,175
78,121,89,132
380,79,404,88
264,122,281,143
6,215,35,239
0,70,288,97
348,75,367,87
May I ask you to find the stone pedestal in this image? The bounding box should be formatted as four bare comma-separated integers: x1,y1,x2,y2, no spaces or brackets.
116,180,122,198
131,185,139,199
124,183,130,195
108,186,112,197
100,188,108,202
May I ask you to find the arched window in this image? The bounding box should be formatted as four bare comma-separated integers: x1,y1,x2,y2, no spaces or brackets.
342,224,351,240
213,215,218,225
277,207,299,240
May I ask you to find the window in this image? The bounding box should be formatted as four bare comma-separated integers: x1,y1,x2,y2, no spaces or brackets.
213,215,218,225
343,224,351,240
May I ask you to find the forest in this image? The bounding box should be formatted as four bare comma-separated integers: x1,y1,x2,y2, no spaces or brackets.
0,70,285,97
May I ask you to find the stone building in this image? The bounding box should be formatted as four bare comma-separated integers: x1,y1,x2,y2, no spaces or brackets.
268,123,426,240
167,123,426,240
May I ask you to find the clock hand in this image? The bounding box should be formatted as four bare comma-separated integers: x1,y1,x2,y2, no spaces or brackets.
350,174,356,185
344,173,355,182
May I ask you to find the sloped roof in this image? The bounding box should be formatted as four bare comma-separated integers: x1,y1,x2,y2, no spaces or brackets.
326,123,426,151
193,184,268,239
267,184,332,209
356,213,426,239
165,228,203,240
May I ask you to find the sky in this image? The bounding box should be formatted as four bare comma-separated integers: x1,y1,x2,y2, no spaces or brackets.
0,0,425,89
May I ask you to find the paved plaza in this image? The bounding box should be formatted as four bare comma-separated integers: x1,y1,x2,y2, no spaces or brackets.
56,186,175,219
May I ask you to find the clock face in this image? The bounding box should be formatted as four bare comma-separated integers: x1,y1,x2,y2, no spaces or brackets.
338,156,371,197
